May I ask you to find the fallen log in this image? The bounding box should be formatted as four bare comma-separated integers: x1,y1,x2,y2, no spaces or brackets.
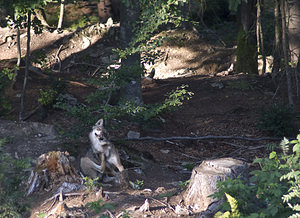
116,135,280,142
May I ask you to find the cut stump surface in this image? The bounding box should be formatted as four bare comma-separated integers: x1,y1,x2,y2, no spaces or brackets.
183,158,248,213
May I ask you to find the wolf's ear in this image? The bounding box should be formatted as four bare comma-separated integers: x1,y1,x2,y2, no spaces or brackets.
95,119,104,126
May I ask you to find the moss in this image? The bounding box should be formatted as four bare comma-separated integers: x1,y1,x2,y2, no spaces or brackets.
236,29,258,74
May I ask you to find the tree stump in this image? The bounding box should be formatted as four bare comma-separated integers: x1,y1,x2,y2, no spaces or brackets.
183,158,248,213
26,151,79,196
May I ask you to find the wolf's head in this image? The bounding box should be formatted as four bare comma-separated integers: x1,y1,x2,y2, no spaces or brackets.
92,119,108,140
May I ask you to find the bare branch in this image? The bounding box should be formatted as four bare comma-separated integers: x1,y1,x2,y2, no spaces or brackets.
117,135,280,142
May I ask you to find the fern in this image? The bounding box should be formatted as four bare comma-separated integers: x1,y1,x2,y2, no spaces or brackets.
212,134,300,217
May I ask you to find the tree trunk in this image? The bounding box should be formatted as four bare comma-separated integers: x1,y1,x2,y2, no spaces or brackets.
183,158,248,213
34,8,50,28
287,0,300,100
287,0,300,67
97,0,113,23
19,11,31,121
257,0,266,75
57,0,65,30
236,0,258,75
9,26,21,91
281,0,294,105
119,1,143,104
272,0,281,76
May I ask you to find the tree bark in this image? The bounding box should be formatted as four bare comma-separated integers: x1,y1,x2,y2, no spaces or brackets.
236,0,258,75
34,8,50,28
183,158,248,213
272,0,281,76
119,1,143,104
9,26,21,91
287,0,300,67
281,0,294,105
57,0,65,30
256,0,266,75
19,11,31,121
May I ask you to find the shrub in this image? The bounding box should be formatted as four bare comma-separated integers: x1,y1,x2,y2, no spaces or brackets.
0,138,31,217
54,84,193,138
211,135,300,217
258,104,296,137
0,68,15,116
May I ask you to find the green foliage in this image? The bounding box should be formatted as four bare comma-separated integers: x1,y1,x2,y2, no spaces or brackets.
55,82,193,138
85,199,115,215
0,67,15,115
3,0,52,33
214,193,240,218
0,138,31,217
280,136,300,217
228,0,247,12
121,210,130,218
179,179,190,190
116,0,187,62
69,14,97,30
118,84,194,121
182,162,196,171
212,135,300,217
38,76,66,107
157,191,177,199
258,104,296,137
38,89,58,106
32,50,48,68
129,179,144,190
54,102,96,138
83,176,101,192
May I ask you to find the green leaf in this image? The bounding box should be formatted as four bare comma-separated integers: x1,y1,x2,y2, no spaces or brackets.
293,143,300,153
269,151,277,159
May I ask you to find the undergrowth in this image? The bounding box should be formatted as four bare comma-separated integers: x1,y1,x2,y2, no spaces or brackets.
258,104,296,137
0,138,31,217
54,80,193,138
212,134,300,218
0,67,15,116
85,199,115,217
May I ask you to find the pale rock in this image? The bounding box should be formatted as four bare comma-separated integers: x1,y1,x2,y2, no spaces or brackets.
127,130,140,139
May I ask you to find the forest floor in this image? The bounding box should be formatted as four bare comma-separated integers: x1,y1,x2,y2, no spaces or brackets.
0,5,294,218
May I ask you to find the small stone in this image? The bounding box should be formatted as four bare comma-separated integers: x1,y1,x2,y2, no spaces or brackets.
210,82,224,89
106,17,114,27
82,36,90,49
154,187,166,194
175,205,190,215
160,149,170,154
127,131,140,139
139,199,150,212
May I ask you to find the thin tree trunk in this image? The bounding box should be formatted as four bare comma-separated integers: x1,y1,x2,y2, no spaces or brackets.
281,0,294,105
272,0,281,76
10,26,21,91
257,0,266,75
57,0,65,30
19,11,31,121
16,27,21,68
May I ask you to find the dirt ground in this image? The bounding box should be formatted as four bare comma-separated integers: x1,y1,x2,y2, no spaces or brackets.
0,5,291,217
